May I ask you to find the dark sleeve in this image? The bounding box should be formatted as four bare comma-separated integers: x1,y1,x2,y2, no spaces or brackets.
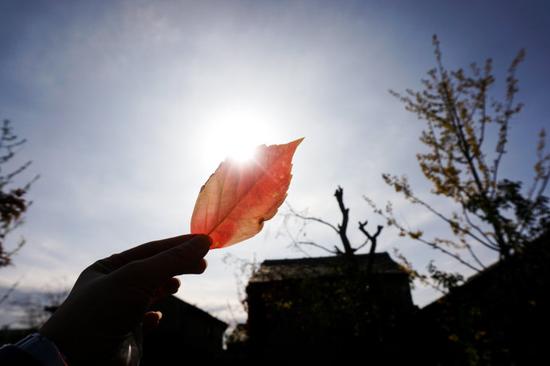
0,344,42,366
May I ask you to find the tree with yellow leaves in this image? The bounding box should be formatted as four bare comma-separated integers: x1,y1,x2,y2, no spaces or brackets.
366,36,550,289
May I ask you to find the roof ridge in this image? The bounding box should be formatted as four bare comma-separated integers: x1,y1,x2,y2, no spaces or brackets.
262,252,391,265
249,252,404,283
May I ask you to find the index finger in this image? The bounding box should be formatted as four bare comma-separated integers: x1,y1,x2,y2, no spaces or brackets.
94,234,199,273
134,234,211,280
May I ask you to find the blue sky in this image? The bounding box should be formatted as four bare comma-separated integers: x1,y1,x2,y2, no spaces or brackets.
1,0,549,325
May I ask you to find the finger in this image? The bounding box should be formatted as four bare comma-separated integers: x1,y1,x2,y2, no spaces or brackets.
143,311,162,333
165,277,181,294
151,278,181,303
135,235,211,280
93,234,199,272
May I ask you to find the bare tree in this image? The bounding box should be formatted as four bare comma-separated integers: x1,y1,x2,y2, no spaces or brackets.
0,119,38,305
366,35,550,289
222,253,259,316
0,119,37,267
285,186,383,261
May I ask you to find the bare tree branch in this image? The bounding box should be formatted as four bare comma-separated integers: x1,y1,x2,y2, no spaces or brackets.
354,238,370,252
295,241,339,255
358,220,384,280
285,203,339,233
334,186,354,256
0,279,20,306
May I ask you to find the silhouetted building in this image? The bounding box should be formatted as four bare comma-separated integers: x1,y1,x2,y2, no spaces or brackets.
399,231,550,365
1,295,227,363
242,253,414,360
141,295,227,364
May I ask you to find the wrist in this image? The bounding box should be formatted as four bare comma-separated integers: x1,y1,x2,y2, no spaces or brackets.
15,332,67,366
40,316,76,364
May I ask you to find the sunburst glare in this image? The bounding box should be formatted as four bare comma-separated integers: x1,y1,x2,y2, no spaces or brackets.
201,102,280,165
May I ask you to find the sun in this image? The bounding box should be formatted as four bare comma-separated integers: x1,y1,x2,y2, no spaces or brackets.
202,103,279,165
214,120,261,163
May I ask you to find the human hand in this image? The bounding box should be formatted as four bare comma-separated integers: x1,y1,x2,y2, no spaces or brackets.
39,234,211,365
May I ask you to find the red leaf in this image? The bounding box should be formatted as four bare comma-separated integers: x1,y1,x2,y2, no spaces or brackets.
191,138,303,249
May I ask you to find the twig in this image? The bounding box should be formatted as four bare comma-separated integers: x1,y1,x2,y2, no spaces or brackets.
296,241,338,255
286,203,339,233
